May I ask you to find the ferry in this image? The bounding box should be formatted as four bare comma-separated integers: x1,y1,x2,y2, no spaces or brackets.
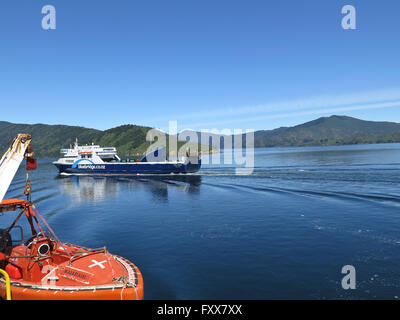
53,140,201,175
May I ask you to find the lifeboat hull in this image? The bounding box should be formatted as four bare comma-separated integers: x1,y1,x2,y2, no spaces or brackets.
0,281,142,300
0,242,144,300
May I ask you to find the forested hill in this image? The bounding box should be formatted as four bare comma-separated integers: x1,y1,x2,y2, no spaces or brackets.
0,121,165,158
253,115,400,147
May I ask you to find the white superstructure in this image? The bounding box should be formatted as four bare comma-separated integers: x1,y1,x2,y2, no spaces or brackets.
54,139,121,166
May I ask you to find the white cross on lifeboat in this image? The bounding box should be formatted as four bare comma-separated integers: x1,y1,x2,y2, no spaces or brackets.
88,259,107,269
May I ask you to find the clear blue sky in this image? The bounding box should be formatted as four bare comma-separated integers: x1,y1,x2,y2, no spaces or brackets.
1,0,399,132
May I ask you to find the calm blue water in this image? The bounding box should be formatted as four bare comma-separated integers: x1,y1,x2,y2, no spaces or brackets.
3,143,400,299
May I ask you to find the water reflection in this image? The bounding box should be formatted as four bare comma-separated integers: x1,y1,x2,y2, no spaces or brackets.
254,144,400,167
57,175,202,203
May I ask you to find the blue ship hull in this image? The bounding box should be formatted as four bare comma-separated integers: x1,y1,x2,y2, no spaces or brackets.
54,160,201,175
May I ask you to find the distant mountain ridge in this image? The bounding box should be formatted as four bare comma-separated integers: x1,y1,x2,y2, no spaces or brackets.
1,115,400,157
252,115,400,147
183,115,400,149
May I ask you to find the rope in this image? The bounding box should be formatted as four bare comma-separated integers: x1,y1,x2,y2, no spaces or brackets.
23,172,32,202
105,247,116,280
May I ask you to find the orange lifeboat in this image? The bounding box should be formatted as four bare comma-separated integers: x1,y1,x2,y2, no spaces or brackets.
0,199,144,300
